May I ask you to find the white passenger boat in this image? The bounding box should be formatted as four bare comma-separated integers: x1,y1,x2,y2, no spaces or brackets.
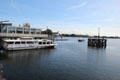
1,37,56,50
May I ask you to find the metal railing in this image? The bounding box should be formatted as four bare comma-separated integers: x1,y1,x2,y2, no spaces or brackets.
0,33,48,38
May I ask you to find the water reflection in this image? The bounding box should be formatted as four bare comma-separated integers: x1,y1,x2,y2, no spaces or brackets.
0,50,8,60
3,48,54,58
0,49,56,67
87,47,106,66
86,47,113,80
0,48,56,80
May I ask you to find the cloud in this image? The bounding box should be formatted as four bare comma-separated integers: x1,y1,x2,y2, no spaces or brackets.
10,0,21,14
67,1,88,10
10,0,40,14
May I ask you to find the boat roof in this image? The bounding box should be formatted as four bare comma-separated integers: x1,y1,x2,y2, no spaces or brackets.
4,39,53,42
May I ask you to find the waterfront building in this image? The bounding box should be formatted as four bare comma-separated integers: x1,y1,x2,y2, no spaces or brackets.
0,22,41,34
0,22,48,38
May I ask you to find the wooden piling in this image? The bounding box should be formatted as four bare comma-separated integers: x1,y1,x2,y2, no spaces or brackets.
0,64,6,80
88,37,107,48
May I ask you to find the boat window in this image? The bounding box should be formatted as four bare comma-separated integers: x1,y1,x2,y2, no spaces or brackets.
51,42,53,44
7,42,14,44
15,42,20,44
43,42,46,44
21,42,26,44
27,41,33,44
39,42,42,44
47,42,50,44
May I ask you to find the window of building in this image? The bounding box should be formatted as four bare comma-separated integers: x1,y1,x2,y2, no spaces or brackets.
1,26,7,33
8,27,16,33
16,28,23,33
31,29,36,34
24,28,29,34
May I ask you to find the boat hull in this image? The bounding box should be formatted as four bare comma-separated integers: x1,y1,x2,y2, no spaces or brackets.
1,38,56,51
5,45,56,51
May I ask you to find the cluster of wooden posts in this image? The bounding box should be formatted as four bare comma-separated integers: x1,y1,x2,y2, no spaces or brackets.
88,38,107,48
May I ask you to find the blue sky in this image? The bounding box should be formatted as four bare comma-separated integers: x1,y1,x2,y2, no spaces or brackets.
0,0,120,36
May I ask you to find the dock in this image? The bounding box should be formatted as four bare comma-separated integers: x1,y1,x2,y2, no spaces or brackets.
88,38,107,48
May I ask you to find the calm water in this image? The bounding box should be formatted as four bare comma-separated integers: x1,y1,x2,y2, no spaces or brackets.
1,37,120,80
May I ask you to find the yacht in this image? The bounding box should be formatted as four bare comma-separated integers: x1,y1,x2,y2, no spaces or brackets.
1,37,56,50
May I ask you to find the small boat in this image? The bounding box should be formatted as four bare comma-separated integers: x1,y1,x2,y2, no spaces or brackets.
1,37,56,51
78,38,85,42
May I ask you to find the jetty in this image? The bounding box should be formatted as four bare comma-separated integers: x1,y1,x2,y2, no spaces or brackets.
88,37,107,48
87,27,107,48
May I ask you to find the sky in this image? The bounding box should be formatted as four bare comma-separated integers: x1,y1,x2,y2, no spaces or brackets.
0,0,120,36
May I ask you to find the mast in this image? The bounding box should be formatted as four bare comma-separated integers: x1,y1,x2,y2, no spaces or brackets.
98,27,100,38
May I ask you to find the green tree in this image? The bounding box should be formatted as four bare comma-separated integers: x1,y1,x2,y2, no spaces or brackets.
41,29,53,35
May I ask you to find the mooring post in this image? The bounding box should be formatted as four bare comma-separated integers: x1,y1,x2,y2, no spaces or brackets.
0,64,6,80
88,38,107,48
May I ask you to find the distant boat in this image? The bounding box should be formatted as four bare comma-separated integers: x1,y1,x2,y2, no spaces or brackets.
78,38,85,42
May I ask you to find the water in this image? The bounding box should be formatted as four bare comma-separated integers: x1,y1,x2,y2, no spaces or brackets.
1,37,120,80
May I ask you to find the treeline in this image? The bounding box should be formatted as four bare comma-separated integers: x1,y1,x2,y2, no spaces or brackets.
41,29,53,35
61,34,120,39
41,29,120,39
61,34,89,37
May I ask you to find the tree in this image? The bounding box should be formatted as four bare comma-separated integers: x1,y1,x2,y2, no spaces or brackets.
41,29,53,35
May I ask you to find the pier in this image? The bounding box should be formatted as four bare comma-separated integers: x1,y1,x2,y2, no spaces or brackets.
88,38,107,48
87,27,107,48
